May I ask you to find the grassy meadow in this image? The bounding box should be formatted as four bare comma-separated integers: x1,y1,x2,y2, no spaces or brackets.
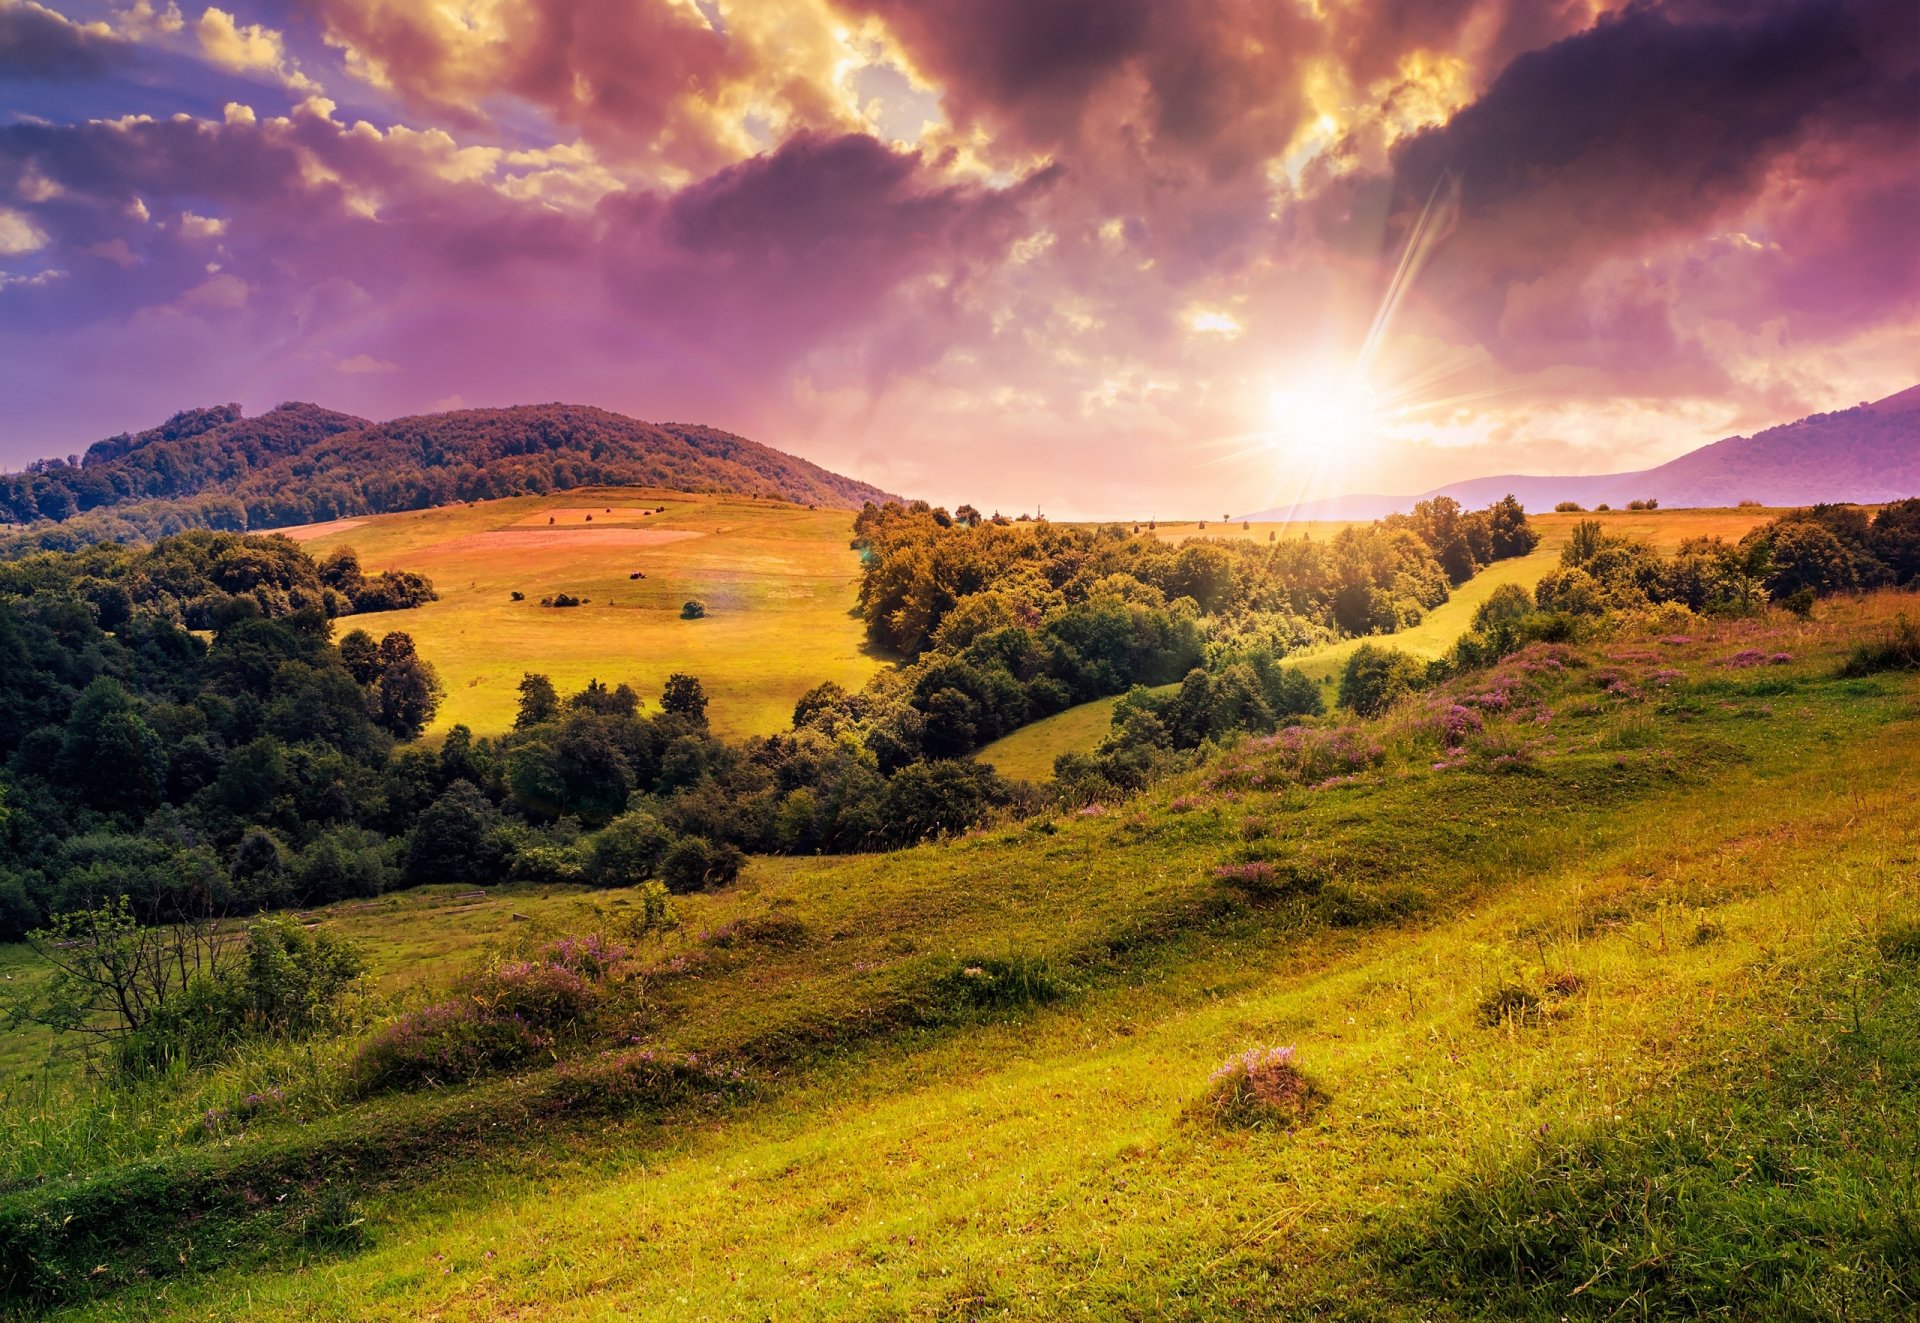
981,506,1783,779
8,590,1916,1319
290,488,888,739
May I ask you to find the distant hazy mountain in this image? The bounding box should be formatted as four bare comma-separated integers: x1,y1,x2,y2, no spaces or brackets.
1242,385,1920,521
1,402,899,553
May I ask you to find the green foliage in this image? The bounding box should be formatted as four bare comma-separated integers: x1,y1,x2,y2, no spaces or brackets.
659,835,746,893
404,782,505,887
587,810,673,886
1339,642,1426,715
1840,612,1920,676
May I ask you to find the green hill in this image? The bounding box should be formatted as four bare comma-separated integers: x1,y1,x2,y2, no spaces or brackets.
0,402,898,555
11,591,1918,1319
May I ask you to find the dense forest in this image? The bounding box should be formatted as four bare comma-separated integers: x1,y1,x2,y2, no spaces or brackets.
0,402,898,554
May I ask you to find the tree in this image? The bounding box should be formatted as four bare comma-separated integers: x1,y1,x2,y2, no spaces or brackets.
661,673,709,728
404,781,504,886
372,654,443,739
4,895,237,1045
516,672,560,728
337,628,380,685
588,809,673,886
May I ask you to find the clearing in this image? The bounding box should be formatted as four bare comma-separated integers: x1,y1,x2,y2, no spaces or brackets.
290,488,889,739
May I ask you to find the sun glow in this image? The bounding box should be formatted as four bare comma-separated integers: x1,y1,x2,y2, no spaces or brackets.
1266,374,1382,460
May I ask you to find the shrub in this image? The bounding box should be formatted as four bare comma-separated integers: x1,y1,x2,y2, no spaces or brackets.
1339,643,1426,715
1840,613,1920,677
348,1000,549,1093
1554,501,1584,512
1213,857,1327,900
1198,1045,1321,1127
659,835,745,892
587,809,672,886
680,600,707,620
468,960,598,1030
1476,980,1546,1028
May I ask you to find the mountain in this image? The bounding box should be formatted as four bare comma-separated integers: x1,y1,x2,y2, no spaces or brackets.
1241,385,1920,520
0,402,899,553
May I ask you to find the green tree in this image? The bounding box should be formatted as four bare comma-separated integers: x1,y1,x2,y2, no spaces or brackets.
404,781,504,886
515,672,560,729
661,673,709,728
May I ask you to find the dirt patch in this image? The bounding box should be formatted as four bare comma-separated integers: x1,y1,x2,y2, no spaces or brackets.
512,507,670,527
275,517,367,542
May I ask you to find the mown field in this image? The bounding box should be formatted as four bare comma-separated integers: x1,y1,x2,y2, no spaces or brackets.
9,592,1916,1320
290,488,888,739
980,507,1783,779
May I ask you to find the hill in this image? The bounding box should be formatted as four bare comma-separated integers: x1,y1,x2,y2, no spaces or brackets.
1243,384,1920,520
8,592,1918,1318
293,488,888,738
0,402,898,553
978,505,1779,780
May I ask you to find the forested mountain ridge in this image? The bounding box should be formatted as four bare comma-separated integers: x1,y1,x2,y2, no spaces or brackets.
0,403,899,553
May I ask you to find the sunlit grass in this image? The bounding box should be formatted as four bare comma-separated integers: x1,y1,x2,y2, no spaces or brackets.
30,593,1920,1319
292,487,889,739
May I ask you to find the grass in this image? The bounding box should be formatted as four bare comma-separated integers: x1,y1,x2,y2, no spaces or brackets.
290,488,889,739
9,591,1916,1318
983,507,1784,776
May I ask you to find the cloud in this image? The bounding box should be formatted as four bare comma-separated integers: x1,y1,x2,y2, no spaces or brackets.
1381,0,1920,373
0,0,1915,514
194,5,318,91
0,205,48,254
177,209,225,238
0,0,125,78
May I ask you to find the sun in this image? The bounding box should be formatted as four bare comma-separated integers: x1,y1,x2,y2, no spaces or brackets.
1265,374,1383,463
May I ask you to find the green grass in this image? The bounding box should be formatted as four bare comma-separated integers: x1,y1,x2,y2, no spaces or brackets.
10,592,1915,1318
292,488,889,739
976,686,1172,782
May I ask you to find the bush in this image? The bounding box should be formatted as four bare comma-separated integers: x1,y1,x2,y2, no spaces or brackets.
659,835,745,892
680,600,706,620
117,916,365,1073
1554,501,1584,512
1339,643,1426,715
1197,1045,1322,1127
1840,613,1920,677
930,954,1064,1016
348,1001,549,1093
587,809,672,886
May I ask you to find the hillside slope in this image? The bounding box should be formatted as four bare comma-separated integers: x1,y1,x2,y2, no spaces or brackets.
1245,384,1920,519
11,594,1918,1318
0,402,898,553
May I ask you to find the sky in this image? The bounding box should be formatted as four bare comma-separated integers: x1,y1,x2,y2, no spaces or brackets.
1,0,1916,518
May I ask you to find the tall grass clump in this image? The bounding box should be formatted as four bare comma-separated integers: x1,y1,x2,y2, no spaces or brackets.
1193,1045,1323,1128
1841,612,1920,676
